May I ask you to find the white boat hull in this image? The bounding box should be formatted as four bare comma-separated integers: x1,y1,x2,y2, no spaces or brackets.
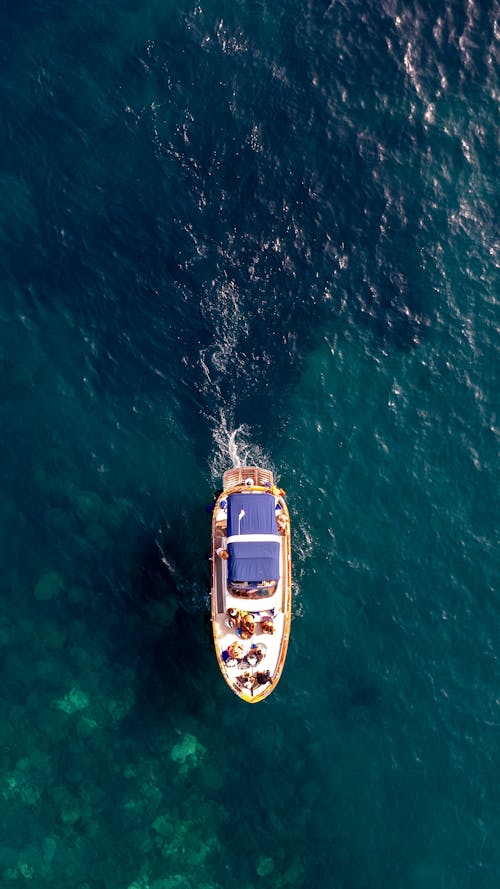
211,467,291,703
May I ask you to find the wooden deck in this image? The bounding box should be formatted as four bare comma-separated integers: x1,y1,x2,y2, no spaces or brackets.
223,466,274,490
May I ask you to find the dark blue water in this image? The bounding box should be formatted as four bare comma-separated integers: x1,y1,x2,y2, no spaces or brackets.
0,1,498,887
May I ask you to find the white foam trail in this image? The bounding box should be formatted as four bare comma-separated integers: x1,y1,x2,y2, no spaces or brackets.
196,276,274,483
228,427,242,467
209,410,273,483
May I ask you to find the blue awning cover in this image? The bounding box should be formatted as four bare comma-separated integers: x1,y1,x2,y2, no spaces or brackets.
227,493,280,582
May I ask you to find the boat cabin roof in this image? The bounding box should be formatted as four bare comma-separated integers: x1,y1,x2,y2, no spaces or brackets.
227,492,280,583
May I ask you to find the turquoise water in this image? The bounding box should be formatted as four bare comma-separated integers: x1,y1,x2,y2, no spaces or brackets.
0,1,498,887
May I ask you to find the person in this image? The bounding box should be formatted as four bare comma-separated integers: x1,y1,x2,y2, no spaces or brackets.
216,548,229,560
239,613,255,639
246,643,265,666
261,617,274,635
277,513,288,532
225,607,240,630
227,641,244,660
238,672,256,691
255,670,272,686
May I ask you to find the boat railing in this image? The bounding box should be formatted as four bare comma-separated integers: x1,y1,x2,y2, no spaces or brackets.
223,466,274,490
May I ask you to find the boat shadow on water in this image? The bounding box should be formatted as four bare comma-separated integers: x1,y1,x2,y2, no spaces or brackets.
120,520,217,727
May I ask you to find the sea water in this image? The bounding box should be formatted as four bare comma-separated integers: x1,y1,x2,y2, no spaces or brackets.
0,1,498,887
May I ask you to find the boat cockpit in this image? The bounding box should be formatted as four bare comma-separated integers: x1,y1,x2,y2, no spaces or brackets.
228,580,277,599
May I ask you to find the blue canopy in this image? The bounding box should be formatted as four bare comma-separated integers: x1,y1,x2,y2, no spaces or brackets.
227,493,280,582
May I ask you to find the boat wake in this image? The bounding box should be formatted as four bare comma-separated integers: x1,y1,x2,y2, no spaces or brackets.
209,410,273,483
196,280,274,482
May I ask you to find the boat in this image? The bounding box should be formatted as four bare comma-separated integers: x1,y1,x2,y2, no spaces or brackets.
211,466,291,702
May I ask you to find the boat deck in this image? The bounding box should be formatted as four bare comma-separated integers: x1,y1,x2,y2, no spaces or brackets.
211,467,291,702
212,526,288,697
213,611,285,698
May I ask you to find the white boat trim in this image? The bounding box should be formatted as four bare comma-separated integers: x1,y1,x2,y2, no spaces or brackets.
226,533,281,544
